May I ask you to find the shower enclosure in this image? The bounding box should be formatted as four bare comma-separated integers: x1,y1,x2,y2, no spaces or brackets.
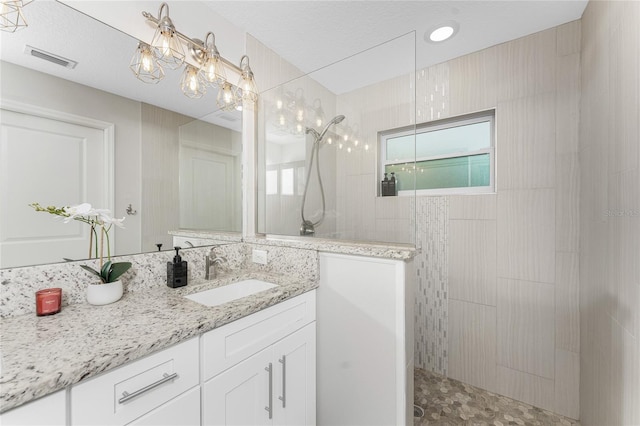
257,33,416,244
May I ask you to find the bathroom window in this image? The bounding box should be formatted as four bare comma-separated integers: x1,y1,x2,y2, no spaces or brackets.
266,161,306,195
379,110,495,195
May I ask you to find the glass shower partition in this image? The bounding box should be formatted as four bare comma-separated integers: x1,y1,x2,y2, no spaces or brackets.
257,32,416,244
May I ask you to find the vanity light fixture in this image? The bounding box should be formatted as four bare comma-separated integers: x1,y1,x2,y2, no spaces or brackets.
425,21,459,43
180,64,206,99
0,0,31,33
235,55,258,103
132,2,258,109
129,42,165,84
198,32,227,87
149,2,184,70
217,82,238,111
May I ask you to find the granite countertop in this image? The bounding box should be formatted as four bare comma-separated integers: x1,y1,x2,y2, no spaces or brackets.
245,235,417,260
0,270,317,413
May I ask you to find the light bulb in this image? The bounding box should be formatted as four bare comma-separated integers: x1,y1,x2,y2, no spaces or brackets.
279,114,286,126
204,61,217,82
364,144,369,151
347,147,352,153
327,137,332,145
296,109,304,122
276,99,283,110
354,139,359,147
224,88,233,103
338,143,343,149
141,51,154,72
296,123,303,133
316,117,323,127
189,74,198,91
161,35,171,57
343,134,348,142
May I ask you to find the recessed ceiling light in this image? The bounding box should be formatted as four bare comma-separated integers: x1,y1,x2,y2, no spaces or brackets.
425,21,459,43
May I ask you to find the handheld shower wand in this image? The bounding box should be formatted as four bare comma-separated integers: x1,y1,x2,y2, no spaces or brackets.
300,115,345,236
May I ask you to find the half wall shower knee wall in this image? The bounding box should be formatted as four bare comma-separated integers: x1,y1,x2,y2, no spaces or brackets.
257,33,417,245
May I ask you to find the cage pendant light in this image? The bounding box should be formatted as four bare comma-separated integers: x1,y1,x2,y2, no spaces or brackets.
0,0,30,33
198,32,226,88
149,3,184,70
180,65,206,98
235,55,259,103
130,42,164,84
217,82,238,111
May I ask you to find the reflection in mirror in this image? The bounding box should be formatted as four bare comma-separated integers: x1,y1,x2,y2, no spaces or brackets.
258,33,415,243
0,1,242,269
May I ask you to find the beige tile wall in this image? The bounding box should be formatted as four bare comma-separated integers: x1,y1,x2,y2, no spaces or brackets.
579,1,640,425
411,22,580,418
436,23,580,419
249,17,585,420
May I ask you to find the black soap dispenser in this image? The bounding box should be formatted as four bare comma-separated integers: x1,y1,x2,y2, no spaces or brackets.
167,247,188,288
382,172,390,196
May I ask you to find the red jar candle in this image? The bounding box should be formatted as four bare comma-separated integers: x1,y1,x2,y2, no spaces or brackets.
36,288,62,316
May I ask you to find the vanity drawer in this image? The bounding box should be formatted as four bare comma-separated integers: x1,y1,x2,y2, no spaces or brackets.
71,337,199,426
203,290,316,380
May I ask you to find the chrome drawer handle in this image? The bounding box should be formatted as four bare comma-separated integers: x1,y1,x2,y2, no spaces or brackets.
278,355,286,408
118,372,179,404
265,363,273,419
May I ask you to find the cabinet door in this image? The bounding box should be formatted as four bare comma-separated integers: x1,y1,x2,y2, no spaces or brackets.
0,390,65,426
273,323,316,426
203,347,273,426
128,387,200,426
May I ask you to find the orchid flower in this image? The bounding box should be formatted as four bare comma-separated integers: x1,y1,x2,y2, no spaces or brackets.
29,202,131,283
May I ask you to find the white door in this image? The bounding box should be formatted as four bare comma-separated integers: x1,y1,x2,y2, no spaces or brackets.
273,323,316,426
203,347,272,426
179,145,237,231
0,109,111,267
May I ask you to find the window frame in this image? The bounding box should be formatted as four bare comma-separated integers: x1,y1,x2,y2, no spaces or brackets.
379,110,496,196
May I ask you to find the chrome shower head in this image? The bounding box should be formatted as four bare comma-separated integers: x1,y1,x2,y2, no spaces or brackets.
331,115,345,125
317,115,346,141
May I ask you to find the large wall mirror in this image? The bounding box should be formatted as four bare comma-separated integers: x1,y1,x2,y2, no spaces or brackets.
0,1,242,269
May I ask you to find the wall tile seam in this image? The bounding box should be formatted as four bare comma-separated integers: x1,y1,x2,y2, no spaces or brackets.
495,89,560,104
496,363,558,382
496,276,558,287
610,314,639,341
449,297,497,309
448,218,497,222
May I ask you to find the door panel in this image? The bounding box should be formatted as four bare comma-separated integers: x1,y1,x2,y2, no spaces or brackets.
179,145,237,231
203,347,272,426
0,109,111,267
273,323,316,426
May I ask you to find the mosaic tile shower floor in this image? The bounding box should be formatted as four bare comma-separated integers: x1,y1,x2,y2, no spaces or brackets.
414,368,581,426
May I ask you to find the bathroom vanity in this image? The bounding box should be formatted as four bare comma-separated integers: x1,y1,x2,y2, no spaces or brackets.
0,239,414,426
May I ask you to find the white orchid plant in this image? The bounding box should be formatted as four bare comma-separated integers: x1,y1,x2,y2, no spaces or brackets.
29,202,132,283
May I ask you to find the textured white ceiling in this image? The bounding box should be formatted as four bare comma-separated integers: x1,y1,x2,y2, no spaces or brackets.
206,0,588,93
1,0,588,117
1,1,242,129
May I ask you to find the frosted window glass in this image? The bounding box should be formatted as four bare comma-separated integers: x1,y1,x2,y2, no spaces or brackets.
416,121,490,157
386,154,490,190
281,168,294,195
266,170,278,195
385,121,490,162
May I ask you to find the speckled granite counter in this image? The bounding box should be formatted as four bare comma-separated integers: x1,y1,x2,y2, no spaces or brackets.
245,236,416,260
0,270,317,413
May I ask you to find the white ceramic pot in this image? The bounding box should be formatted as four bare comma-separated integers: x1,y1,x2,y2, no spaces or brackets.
86,280,123,306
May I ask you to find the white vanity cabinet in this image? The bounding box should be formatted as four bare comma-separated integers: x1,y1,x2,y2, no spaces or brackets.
70,337,199,426
0,389,66,426
202,291,316,426
317,253,414,426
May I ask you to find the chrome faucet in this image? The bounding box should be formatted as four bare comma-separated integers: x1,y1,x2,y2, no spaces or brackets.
205,255,227,280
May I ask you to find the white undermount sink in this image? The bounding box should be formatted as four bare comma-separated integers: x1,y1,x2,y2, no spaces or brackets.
184,279,278,307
